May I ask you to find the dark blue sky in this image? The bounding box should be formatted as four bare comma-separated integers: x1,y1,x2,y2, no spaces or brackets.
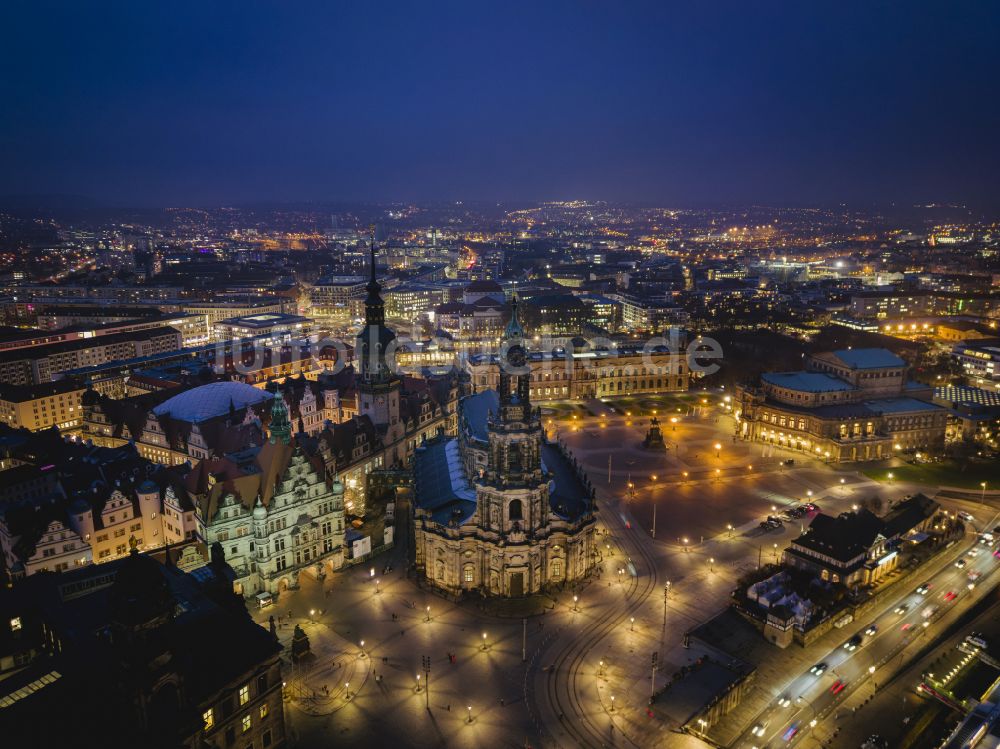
2,1,998,207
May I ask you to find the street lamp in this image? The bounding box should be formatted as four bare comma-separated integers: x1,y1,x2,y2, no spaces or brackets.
887,472,894,482
375,578,381,594
359,639,366,658
610,695,616,712
727,523,734,538
481,632,488,651
630,616,635,631
682,537,689,552
467,705,473,724
425,605,431,622
714,442,722,457
573,594,579,612
415,674,422,692
709,557,715,572
344,681,350,700
981,482,988,505
599,659,605,677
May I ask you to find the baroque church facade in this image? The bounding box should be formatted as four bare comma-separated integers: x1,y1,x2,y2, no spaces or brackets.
412,297,598,597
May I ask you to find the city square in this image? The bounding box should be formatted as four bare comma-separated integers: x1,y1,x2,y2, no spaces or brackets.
260,393,924,748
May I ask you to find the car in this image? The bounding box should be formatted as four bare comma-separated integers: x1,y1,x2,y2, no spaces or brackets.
922,605,939,619
895,604,909,615
830,680,846,694
864,624,878,636
783,722,800,742
916,583,932,595
968,548,982,558
955,559,967,569
969,571,982,583
777,694,791,707
901,622,914,632
944,591,958,602
844,634,863,651
810,662,828,675
752,721,769,736
959,512,975,522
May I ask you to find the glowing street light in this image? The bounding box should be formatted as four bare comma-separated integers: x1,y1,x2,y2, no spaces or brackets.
375,578,381,594
709,557,715,572
359,639,366,658
415,674,422,692
573,594,579,612
425,605,431,622
630,616,635,631
610,695,616,712
344,681,351,700
481,632,489,651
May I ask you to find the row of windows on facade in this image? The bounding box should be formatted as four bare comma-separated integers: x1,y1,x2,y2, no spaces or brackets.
438,559,565,583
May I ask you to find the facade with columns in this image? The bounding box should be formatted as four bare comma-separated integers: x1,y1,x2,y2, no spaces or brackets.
412,297,598,598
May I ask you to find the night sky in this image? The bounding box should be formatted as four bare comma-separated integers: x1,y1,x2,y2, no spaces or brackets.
2,1,999,207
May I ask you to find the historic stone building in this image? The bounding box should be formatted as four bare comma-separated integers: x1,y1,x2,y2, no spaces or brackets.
412,297,597,597
465,338,689,402
187,393,346,597
735,348,948,462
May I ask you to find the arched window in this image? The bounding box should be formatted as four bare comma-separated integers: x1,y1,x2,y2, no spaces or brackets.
551,559,563,579
463,564,474,583
508,499,523,521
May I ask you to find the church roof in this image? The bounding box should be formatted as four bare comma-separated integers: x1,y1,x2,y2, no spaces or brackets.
461,389,499,443
152,382,272,424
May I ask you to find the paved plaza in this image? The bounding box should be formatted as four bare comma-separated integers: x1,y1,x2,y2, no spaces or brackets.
258,395,932,748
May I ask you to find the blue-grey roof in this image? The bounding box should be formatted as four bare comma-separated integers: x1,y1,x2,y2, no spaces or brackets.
541,443,591,520
831,348,905,369
762,372,855,393
152,381,272,423
412,439,477,525
863,398,944,414
461,389,500,443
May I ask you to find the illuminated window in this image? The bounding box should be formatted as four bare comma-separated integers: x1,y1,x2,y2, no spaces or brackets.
10,617,22,632
203,708,214,730
463,565,474,583
259,702,269,719
239,684,249,705
242,715,252,733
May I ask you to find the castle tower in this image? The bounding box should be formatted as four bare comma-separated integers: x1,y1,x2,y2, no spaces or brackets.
355,236,404,460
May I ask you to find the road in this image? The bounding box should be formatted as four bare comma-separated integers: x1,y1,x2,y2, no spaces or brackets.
735,512,1000,749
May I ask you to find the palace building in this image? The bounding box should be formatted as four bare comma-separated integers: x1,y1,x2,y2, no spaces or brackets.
735,348,948,462
466,337,688,402
412,297,598,597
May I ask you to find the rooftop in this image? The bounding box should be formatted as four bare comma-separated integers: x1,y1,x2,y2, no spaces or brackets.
829,348,906,369
761,371,855,393
152,381,273,423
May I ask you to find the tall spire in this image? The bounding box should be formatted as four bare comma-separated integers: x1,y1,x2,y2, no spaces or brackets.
363,230,386,327
504,286,525,341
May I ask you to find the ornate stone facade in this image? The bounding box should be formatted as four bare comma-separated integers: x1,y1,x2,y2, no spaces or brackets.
412,297,597,597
